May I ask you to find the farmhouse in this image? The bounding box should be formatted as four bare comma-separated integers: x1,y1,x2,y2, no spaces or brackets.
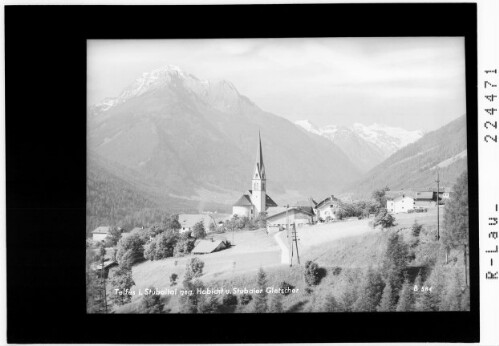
265,206,315,232
91,226,111,242
314,195,340,221
191,239,229,254
386,191,415,214
233,132,278,219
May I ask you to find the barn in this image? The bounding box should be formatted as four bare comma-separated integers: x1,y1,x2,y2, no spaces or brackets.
191,239,229,255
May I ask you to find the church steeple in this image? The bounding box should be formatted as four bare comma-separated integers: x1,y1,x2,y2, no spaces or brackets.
251,131,267,215
254,131,266,180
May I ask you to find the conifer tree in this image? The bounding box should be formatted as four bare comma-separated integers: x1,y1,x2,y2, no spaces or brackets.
396,280,414,312
253,267,268,313
442,171,469,285
353,267,385,311
269,294,284,313
377,281,394,312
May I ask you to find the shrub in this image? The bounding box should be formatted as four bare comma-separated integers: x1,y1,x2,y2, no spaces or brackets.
240,293,252,305
109,266,135,306
278,281,295,296
304,260,321,286
374,208,396,229
185,257,205,281
170,273,178,286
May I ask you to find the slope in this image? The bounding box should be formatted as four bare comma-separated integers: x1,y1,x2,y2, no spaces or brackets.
343,115,467,198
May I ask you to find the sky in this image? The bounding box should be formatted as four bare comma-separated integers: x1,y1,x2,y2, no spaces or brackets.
88,37,466,131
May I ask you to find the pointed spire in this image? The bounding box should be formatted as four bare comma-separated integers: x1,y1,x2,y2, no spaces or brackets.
254,130,266,179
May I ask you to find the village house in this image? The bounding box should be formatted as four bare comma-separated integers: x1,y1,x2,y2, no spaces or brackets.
265,206,315,232
232,132,277,218
386,191,415,213
314,195,340,221
91,226,111,242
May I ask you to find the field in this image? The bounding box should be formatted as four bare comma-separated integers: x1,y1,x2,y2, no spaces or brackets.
116,206,444,313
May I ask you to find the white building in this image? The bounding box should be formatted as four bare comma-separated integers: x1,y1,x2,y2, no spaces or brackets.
265,206,314,232
386,194,415,213
91,226,111,242
232,132,277,218
314,195,340,221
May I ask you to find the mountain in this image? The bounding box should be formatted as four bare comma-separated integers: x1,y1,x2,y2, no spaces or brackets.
88,65,362,208
342,115,467,199
295,120,423,172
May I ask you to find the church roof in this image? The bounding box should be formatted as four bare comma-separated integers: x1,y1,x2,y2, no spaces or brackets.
233,194,253,207
232,190,278,208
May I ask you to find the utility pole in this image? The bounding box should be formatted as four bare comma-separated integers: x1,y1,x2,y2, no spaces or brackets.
436,171,440,241
291,222,300,265
286,205,292,266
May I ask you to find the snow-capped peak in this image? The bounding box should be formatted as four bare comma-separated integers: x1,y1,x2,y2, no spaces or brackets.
91,64,243,115
296,120,423,157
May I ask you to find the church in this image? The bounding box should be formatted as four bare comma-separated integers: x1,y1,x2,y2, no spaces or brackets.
232,133,277,218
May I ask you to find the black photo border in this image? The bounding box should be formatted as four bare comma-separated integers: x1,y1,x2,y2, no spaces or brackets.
5,3,479,343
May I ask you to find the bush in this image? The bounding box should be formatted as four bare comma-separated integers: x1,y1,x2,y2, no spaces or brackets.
304,260,322,286
253,268,268,313
240,293,252,305
374,208,396,229
170,273,178,286
185,257,205,281
278,281,295,296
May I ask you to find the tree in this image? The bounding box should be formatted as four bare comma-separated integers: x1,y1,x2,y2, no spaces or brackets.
442,171,469,285
382,232,409,304
116,232,147,268
173,233,196,257
218,293,238,313
377,281,394,312
140,287,165,313
105,226,123,247
269,294,283,313
374,208,396,229
353,268,385,311
143,230,179,261
179,279,205,313
411,220,423,238
109,266,135,306
253,267,268,313
372,186,390,212
304,260,321,286
209,222,216,233
396,280,414,311
192,221,206,239
185,257,204,281
240,293,253,305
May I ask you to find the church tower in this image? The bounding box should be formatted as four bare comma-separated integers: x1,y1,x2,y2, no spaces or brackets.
250,132,267,216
